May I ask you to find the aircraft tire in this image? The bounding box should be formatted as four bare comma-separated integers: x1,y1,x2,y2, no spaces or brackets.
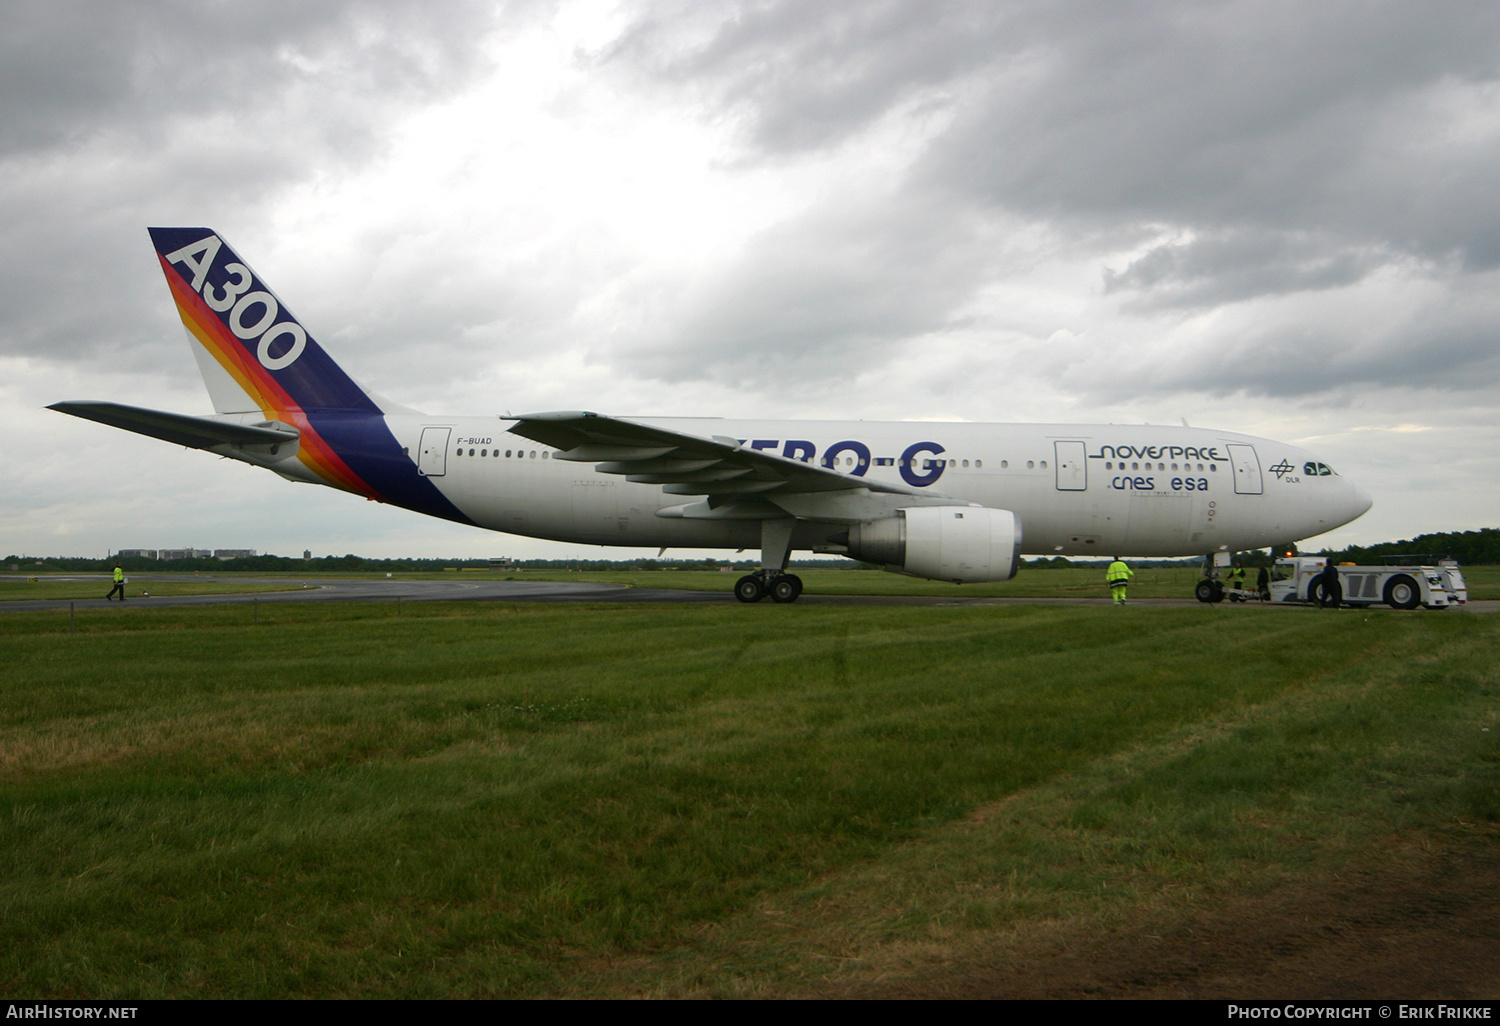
1194,580,1217,604
1384,575,1420,610
770,575,803,604
735,575,766,603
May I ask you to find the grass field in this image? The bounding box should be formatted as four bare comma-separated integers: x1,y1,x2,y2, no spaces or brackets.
1,599,1496,997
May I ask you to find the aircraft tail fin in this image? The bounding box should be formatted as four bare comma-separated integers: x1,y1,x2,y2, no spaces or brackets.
148,228,393,418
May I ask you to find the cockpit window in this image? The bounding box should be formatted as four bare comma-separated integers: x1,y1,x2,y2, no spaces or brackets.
1318,463,1333,476
1304,462,1336,477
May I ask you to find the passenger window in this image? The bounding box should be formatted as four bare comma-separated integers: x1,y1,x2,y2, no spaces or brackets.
975,460,983,468
999,460,1007,468
542,452,549,460
962,460,969,468
1040,460,1047,469
480,449,487,457
530,451,536,458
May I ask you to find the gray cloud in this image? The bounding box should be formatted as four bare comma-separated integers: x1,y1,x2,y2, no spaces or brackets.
0,0,511,370
1083,274,1500,400
595,0,1500,402
1102,230,1398,309
621,197,1000,395
0,1,504,160
602,1,1006,154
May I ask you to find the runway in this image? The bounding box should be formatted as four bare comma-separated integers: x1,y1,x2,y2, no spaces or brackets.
3,574,1494,613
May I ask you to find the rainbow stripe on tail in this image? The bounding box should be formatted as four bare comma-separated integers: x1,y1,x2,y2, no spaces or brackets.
149,228,472,523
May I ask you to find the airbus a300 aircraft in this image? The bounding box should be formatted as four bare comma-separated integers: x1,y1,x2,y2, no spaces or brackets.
51,228,1373,602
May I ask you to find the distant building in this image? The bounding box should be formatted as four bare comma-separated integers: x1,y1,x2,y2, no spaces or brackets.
116,549,158,560
304,549,312,560
160,548,213,561
213,549,257,560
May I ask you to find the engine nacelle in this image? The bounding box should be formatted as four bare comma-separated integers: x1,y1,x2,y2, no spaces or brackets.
845,506,1022,583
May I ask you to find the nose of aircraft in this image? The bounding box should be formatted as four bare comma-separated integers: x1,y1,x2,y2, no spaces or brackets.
1349,479,1373,519
1336,477,1374,528
1304,473,1372,537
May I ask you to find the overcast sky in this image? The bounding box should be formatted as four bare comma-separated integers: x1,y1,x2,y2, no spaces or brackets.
4,0,1498,561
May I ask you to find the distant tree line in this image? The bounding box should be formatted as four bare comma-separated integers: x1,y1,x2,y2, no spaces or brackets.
1312,527,1500,566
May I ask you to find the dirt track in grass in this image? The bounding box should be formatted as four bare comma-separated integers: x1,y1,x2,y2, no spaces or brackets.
817,834,1500,1000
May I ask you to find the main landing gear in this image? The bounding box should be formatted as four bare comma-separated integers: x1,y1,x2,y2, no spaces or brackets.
734,518,804,603
735,570,804,604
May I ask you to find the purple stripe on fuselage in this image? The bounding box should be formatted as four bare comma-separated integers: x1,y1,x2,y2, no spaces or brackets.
307,413,475,525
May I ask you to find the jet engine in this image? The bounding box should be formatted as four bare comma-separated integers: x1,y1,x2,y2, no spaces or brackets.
844,506,1022,583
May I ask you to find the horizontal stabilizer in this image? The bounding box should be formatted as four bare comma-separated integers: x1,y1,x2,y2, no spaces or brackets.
48,401,298,452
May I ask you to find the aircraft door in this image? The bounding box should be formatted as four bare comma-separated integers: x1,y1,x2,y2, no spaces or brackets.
1227,443,1263,495
1054,440,1087,491
418,427,451,477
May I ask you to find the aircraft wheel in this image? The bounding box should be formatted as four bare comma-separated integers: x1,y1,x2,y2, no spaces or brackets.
1384,575,1420,610
734,575,765,603
770,575,803,604
1194,580,1216,604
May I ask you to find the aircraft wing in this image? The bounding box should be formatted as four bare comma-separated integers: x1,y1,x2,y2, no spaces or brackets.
49,401,299,453
509,411,948,522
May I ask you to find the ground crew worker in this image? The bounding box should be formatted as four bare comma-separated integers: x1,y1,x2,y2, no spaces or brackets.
1106,557,1134,605
1256,565,1270,600
1318,559,1342,609
1226,561,1246,592
105,562,126,601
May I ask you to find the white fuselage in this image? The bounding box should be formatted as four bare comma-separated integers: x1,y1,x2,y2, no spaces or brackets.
369,416,1372,558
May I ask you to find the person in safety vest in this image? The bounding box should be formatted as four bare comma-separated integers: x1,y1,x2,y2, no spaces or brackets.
1226,561,1246,590
1106,557,1134,605
105,562,126,601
